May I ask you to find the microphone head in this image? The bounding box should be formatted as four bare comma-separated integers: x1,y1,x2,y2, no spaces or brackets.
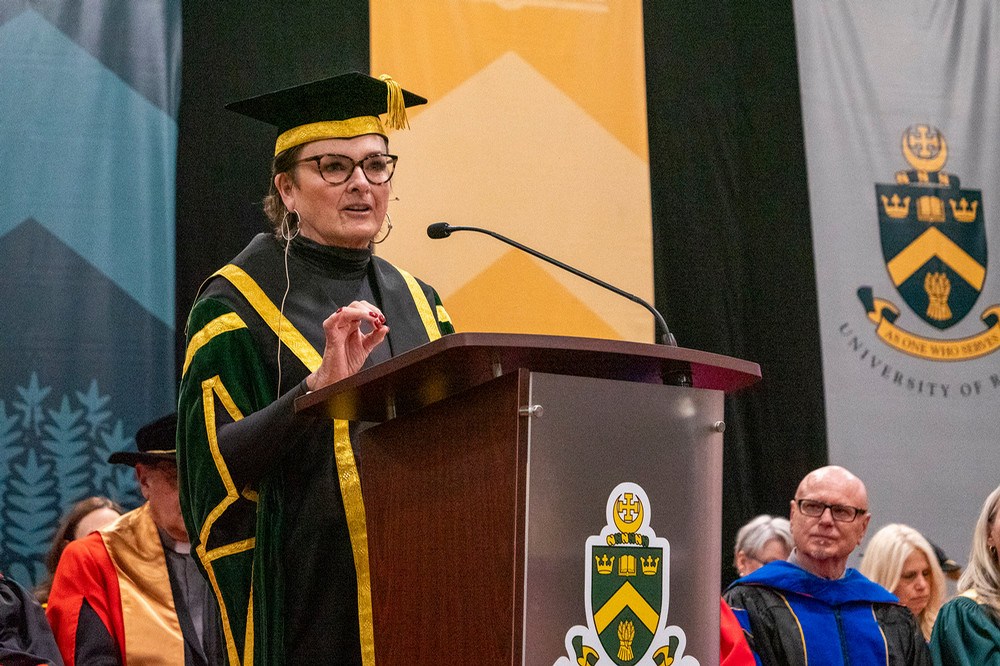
426,223,452,239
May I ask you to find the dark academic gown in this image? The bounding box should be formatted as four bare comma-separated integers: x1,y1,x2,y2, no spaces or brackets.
177,234,453,666
724,560,932,666
0,573,63,666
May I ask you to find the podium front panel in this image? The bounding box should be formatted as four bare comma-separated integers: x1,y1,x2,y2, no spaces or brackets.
355,367,725,665
522,372,723,666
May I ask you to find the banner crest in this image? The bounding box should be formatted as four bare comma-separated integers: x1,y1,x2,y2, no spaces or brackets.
861,125,1000,361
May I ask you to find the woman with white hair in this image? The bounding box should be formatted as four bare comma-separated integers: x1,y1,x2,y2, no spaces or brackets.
929,484,1000,664
733,514,794,578
859,523,945,641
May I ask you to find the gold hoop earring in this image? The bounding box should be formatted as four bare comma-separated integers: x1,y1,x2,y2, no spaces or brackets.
372,213,392,244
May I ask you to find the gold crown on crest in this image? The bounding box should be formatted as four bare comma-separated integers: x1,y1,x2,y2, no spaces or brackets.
881,193,910,219
950,198,978,222
595,554,615,575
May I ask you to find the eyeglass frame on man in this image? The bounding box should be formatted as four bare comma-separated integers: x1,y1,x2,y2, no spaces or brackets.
294,153,398,185
794,498,867,523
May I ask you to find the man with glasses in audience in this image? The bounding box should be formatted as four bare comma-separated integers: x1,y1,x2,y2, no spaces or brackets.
724,466,931,666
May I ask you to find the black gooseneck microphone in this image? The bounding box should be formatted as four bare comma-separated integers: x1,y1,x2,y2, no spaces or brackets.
426,222,678,347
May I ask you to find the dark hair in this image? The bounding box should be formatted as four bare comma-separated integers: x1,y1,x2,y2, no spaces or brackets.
34,496,123,604
262,144,306,233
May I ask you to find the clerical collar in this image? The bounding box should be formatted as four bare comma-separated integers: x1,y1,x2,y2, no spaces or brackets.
159,528,192,555
287,234,372,279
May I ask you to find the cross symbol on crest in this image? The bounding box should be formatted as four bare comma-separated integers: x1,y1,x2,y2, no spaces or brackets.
907,126,940,158
616,493,640,523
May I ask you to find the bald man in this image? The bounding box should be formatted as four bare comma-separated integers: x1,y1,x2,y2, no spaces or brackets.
724,466,930,666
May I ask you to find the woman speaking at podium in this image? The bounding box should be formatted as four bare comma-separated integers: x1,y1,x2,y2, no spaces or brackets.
177,72,453,666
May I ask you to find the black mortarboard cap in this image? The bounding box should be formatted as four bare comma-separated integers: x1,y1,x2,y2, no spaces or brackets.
225,72,427,155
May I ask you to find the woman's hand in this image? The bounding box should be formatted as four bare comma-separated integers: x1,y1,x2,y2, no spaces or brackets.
305,300,389,391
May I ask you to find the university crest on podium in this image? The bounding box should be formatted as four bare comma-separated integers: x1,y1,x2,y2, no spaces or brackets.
553,483,698,666
859,124,1000,360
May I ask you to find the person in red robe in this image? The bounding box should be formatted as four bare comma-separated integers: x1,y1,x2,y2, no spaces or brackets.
46,414,220,666
721,597,756,666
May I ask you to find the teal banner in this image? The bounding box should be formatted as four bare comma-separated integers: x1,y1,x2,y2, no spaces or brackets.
0,2,180,588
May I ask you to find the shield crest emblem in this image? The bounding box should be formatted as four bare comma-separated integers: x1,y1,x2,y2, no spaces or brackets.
591,544,662,664
876,126,988,329
555,483,697,666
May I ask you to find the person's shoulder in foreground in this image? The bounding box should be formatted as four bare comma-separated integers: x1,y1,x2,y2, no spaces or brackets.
0,572,64,666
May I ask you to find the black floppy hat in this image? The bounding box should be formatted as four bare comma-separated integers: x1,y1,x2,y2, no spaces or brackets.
108,413,177,467
226,71,427,156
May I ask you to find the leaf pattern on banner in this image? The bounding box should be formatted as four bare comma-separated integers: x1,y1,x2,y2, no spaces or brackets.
77,379,112,439
42,395,90,510
97,420,143,508
0,401,24,561
0,374,142,588
13,372,49,437
4,450,58,559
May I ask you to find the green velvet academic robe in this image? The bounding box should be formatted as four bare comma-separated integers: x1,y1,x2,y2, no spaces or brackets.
177,233,453,666
929,591,1000,666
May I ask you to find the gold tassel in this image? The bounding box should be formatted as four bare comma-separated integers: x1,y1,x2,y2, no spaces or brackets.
378,74,409,131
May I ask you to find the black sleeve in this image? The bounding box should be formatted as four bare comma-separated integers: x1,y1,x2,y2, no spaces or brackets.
0,576,64,666
723,585,789,666
73,599,122,666
875,603,933,666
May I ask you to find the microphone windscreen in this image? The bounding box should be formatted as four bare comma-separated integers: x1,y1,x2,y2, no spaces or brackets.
426,223,452,239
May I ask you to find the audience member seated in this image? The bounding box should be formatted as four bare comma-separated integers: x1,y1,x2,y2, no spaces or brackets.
0,571,63,665
724,465,930,666
929,484,1000,664
859,523,945,641
34,497,123,605
733,515,793,578
46,414,222,666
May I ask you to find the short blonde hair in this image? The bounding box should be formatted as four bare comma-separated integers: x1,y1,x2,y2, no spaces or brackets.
957,484,1000,619
859,523,944,640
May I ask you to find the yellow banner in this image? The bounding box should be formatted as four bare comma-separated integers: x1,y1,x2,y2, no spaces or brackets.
370,0,653,341
865,298,1000,361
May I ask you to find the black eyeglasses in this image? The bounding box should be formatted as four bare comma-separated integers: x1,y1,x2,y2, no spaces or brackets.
794,498,867,523
295,153,398,185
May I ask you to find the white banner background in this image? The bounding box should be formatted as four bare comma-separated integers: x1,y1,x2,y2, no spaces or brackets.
794,1,1000,569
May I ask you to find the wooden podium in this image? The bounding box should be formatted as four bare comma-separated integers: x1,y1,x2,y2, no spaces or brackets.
296,333,759,665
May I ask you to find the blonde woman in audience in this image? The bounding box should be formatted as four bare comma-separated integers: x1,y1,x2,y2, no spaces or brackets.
929,484,1000,664
859,523,945,641
733,514,794,578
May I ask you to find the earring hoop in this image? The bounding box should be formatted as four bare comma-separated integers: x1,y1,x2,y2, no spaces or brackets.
280,209,300,241
372,213,392,244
